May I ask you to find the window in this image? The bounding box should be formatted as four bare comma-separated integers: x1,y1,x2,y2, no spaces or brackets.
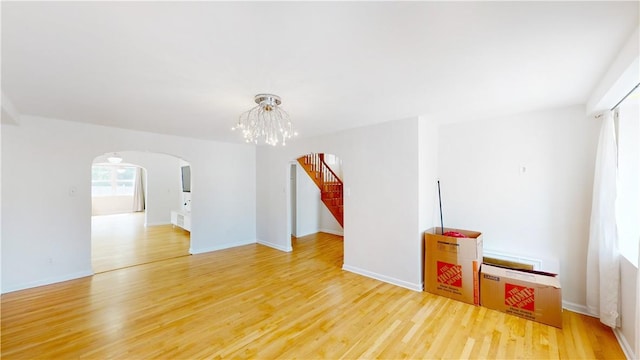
91,165,137,196
615,86,639,266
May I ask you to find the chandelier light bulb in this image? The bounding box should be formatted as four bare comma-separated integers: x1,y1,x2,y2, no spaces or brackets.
235,94,295,146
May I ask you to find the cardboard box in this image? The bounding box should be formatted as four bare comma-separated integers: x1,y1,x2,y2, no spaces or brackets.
480,264,563,328
424,227,483,305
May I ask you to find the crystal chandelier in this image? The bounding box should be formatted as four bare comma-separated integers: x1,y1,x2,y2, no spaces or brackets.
233,94,296,146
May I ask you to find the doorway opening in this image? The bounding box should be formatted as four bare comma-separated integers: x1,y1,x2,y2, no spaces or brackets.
91,151,191,273
289,153,344,262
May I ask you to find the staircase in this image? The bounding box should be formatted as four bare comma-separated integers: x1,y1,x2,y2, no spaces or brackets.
297,153,344,227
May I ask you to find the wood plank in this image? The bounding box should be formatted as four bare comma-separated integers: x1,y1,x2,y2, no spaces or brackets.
1,230,626,359
91,212,190,273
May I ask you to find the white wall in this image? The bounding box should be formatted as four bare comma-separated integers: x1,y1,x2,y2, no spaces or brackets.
0,108,3,290
257,117,424,290
319,204,343,236
294,164,321,237
418,116,440,286
619,257,638,357
1,115,256,293
587,27,639,115
143,154,181,226
438,105,599,309
91,195,135,216
418,117,440,234
615,98,639,360
617,100,640,265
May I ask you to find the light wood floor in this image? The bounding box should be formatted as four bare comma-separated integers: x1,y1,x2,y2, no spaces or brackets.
2,232,625,359
91,212,190,273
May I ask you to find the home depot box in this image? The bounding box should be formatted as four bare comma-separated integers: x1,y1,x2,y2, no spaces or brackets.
424,227,483,305
480,264,563,328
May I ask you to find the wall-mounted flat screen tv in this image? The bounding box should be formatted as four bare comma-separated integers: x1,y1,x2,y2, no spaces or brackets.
181,166,191,192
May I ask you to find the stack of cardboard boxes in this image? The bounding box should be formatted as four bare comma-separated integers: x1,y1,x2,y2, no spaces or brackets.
424,228,563,328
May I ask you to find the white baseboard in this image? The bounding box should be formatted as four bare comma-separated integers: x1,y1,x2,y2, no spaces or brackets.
613,328,636,360
293,230,315,237
257,239,293,252
318,228,344,236
342,264,423,292
562,300,592,316
190,239,256,254
1,269,94,294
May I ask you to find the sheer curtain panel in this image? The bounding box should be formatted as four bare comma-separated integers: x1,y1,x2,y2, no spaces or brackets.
133,167,145,212
586,111,620,328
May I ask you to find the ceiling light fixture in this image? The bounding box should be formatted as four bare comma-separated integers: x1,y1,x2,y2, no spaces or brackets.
107,153,123,164
233,94,297,146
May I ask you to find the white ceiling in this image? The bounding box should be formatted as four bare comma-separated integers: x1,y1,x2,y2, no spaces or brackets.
2,1,638,143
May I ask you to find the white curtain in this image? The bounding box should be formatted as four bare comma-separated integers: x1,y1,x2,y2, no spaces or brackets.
132,167,145,212
586,111,620,328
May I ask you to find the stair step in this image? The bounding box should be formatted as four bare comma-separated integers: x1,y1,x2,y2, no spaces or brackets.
298,154,344,227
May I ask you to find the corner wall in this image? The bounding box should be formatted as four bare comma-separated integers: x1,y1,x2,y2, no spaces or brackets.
256,117,424,290
618,257,638,358
437,105,599,309
294,164,321,237
418,116,439,287
1,116,256,293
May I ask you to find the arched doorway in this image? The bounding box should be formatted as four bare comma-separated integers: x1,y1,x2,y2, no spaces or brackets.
90,151,191,273
289,153,344,256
